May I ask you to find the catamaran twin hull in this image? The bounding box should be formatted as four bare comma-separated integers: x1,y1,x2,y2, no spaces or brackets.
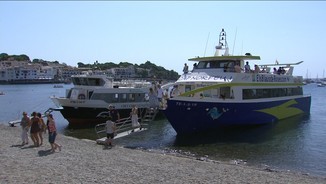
163,96,311,135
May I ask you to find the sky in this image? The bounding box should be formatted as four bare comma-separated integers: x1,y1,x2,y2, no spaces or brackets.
1,1,325,77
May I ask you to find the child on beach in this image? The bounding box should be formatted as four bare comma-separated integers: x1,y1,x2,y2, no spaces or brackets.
105,116,116,148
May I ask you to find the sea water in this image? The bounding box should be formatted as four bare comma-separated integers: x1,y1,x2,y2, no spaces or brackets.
0,84,325,177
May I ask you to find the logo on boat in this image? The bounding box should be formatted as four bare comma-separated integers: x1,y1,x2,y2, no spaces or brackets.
207,107,227,120
181,74,233,82
254,74,290,83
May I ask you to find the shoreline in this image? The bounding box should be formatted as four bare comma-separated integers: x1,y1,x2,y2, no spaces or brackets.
0,124,325,183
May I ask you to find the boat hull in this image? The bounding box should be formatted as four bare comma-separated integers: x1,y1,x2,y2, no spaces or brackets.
58,106,146,128
163,96,311,135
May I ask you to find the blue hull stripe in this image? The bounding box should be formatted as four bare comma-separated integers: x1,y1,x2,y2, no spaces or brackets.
163,96,311,135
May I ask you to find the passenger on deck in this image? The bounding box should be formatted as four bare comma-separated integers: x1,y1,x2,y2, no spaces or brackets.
244,62,251,73
192,63,197,71
273,67,278,74
183,63,189,74
234,63,242,73
157,84,163,104
149,87,159,108
277,67,282,75
170,85,180,98
254,65,260,73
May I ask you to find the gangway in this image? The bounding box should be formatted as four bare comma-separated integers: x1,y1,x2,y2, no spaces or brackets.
142,108,159,123
95,117,146,145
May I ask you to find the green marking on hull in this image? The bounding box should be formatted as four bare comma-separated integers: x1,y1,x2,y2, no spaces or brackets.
255,99,304,120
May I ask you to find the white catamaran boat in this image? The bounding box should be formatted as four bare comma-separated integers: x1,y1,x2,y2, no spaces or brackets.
162,29,311,135
50,74,159,127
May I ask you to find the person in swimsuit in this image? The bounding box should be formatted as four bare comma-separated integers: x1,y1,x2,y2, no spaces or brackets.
37,112,46,146
29,112,41,147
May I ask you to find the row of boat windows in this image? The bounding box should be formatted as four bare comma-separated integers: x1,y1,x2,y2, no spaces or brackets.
72,78,104,86
242,87,303,100
91,93,147,103
196,60,239,71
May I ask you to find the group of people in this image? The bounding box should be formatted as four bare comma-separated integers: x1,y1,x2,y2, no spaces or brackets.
20,111,62,152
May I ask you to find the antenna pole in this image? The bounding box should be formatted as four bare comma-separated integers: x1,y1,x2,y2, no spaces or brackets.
204,32,210,57
232,28,237,55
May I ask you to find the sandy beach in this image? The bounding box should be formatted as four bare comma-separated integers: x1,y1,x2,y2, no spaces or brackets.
0,124,325,184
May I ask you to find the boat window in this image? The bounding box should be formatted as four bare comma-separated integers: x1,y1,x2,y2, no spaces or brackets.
220,87,231,99
67,89,72,98
121,94,127,102
138,93,147,102
185,85,192,93
197,61,207,69
73,78,81,85
113,93,119,102
88,78,102,86
129,94,135,102
243,87,303,100
203,90,211,97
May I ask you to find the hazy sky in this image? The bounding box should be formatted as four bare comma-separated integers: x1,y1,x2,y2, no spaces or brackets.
1,1,325,77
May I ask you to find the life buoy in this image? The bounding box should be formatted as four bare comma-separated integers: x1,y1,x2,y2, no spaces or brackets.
78,94,86,99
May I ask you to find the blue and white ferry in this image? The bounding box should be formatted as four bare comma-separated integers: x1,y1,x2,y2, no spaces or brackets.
163,29,311,135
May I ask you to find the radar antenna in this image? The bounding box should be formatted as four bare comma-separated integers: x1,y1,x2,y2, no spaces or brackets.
214,28,229,56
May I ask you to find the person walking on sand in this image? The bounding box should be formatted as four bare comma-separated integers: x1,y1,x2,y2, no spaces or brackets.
130,105,141,132
28,112,41,147
37,112,46,146
20,112,30,145
105,116,116,148
47,114,62,152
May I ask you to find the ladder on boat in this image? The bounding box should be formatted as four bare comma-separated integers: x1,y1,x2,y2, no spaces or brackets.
95,108,159,144
95,117,145,144
141,108,159,123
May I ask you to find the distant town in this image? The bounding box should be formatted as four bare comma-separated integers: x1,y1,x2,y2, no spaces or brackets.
0,53,179,84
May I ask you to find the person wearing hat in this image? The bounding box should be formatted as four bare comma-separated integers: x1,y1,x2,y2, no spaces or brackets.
20,112,30,145
108,104,120,123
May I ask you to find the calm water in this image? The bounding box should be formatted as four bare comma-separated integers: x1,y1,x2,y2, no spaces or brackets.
0,84,325,177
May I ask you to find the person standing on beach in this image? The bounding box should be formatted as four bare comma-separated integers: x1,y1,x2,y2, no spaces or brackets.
28,112,41,147
20,112,30,145
105,116,116,148
47,114,62,152
37,112,46,146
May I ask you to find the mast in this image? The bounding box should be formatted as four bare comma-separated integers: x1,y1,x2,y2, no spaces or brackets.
214,28,229,56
